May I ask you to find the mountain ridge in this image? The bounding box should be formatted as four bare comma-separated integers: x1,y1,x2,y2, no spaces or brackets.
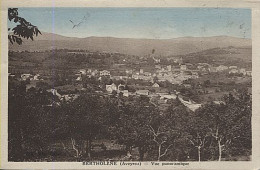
9,32,251,56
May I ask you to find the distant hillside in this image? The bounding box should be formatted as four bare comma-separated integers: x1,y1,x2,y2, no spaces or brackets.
182,46,252,69
9,32,251,56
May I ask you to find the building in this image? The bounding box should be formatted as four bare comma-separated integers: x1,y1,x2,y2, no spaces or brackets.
91,70,99,76
144,72,152,76
167,65,172,72
155,65,161,69
106,83,117,93
229,66,238,69
197,65,204,70
183,84,192,88
33,74,40,80
180,64,187,70
47,89,62,98
132,74,139,80
246,71,252,76
159,94,177,100
216,65,228,72
123,90,129,97
209,67,217,73
229,69,239,74
76,76,82,81
79,69,87,75
125,69,133,74
118,84,125,92
152,83,160,88
136,90,149,96
100,70,111,76
140,69,144,74
87,69,92,73
239,68,246,75
21,74,31,81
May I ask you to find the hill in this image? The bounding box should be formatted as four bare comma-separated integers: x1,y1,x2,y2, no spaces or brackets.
9,32,251,56
181,46,252,69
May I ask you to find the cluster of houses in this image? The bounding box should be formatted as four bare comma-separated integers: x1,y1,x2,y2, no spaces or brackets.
8,73,42,81
196,63,252,76
75,62,251,90
9,58,251,112
46,88,80,102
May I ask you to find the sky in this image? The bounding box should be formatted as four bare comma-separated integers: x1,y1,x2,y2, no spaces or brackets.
9,8,251,39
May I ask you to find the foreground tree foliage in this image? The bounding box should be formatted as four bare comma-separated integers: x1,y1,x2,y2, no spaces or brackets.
110,95,161,161
188,90,252,161
8,81,251,161
8,8,41,45
8,82,58,161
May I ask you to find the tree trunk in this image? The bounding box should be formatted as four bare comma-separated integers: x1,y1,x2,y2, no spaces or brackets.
198,146,201,162
158,144,161,161
71,138,79,158
86,139,92,159
138,147,144,161
218,140,222,161
125,145,132,155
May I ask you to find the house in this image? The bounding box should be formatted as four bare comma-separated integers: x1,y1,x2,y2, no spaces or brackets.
100,70,111,76
31,74,40,80
76,76,82,81
47,89,62,98
125,69,133,74
180,64,187,70
21,74,31,81
136,90,149,96
152,83,160,88
8,74,16,79
87,69,92,73
159,94,177,100
106,83,117,93
123,90,129,97
167,65,172,72
132,74,139,79
183,84,192,88
118,84,125,92
79,69,87,75
246,71,252,76
144,72,152,76
229,69,238,74
26,83,37,91
197,65,204,70
216,65,228,72
140,69,144,74
152,55,161,63
209,67,217,73
239,68,246,75
229,66,238,69
112,75,128,80
91,70,99,76
178,97,201,111
61,94,80,101
155,65,161,69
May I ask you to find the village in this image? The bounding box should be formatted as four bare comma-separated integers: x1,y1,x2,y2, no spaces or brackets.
8,51,252,112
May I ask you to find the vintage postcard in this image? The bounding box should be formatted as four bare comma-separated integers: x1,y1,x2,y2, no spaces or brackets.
1,0,260,169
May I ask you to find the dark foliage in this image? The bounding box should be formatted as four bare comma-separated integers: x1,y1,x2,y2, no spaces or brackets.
8,8,41,45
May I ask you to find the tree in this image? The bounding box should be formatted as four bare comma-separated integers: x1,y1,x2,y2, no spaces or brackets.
54,93,118,160
148,124,173,161
161,102,191,161
194,91,251,161
186,113,211,161
8,82,57,161
111,96,161,161
8,8,41,45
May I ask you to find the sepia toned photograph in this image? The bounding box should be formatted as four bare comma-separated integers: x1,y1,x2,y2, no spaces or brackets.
7,6,252,163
